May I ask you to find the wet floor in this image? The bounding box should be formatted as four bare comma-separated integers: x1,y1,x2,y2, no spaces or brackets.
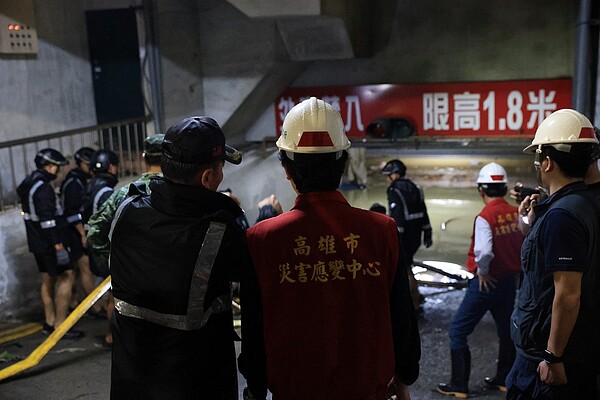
343,153,532,267
0,293,509,400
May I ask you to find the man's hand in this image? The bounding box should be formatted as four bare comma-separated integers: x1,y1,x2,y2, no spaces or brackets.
387,375,411,400
221,190,242,206
517,194,540,234
75,223,87,248
423,229,433,248
477,272,497,292
537,361,567,386
258,194,283,215
56,246,70,266
511,182,541,204
510,182,524,203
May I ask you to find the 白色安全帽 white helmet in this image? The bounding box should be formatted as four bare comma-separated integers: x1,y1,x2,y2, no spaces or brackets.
477,162,508,184
277,97,351,157
523,109,597,153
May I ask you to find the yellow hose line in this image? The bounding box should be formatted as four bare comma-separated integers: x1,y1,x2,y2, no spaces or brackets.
0,323,43,346
0,276,111,382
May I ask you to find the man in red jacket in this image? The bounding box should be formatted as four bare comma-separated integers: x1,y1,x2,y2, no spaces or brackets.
437,162,524,398
239,97,420,400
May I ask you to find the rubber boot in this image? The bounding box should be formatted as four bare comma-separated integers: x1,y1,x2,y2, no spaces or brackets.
484,340,515,392
437,348,471,398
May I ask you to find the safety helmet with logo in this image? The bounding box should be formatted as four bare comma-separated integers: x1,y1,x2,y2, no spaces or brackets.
74,147,95,165
523,109,598,154
35,148,69,169
277,97,351,160
477,162,508,184
381,159,406,177
91,149,119,173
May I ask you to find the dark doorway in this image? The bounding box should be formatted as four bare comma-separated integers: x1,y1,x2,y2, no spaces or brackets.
85,8,144,124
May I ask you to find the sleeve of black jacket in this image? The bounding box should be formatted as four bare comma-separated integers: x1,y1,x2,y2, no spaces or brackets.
390,233,421,384
62,179,85,225
387,185,406,233
35,184,61,245
238,252,268,399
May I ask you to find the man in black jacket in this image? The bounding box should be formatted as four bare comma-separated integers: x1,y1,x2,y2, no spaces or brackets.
507,109,600,400
17,148,83,339
59,147,102,315
382,159,433,314
109,117,244,400
81,149,119,226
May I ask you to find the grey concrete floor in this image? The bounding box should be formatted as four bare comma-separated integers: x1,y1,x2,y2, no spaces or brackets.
0,287,507,400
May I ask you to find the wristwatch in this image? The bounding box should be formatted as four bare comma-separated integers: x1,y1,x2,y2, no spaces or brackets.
542,349,563,364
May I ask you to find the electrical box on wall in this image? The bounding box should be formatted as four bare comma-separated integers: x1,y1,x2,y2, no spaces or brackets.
0,0,38,55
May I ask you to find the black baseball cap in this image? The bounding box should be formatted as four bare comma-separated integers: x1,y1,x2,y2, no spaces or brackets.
162,117,242,165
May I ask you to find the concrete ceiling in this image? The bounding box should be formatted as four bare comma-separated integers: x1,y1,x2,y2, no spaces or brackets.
226,0,320,18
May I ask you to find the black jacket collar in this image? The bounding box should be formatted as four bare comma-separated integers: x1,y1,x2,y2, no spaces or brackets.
149,176,243,219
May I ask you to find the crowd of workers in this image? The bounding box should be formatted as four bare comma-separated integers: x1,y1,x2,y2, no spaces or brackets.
13,98,600,399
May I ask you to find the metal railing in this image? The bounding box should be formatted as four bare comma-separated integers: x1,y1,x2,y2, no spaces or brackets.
0,116,151,212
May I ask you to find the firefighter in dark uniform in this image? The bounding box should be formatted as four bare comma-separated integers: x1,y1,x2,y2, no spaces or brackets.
80,149,119,346
59,147,103,314
382,159,432,314
239,98,420,400
81,149,119,229
16,148,83,339
109,116,245,400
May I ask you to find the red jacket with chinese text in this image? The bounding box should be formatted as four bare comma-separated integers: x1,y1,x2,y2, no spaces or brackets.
242,191,420,400
466,197,523,279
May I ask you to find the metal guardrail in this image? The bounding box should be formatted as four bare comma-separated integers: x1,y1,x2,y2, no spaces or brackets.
0,117,151,212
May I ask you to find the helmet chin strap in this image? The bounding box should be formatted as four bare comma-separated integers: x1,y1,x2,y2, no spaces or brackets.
535,146,545,191
535,169,546,193
285,150,343,161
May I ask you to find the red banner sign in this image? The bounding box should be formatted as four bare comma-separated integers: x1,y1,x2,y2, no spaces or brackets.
275,79,572,138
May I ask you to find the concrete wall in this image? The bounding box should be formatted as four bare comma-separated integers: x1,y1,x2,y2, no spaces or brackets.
0,209,41,320
0,0,98,207
0,0,97,144
244,0,577,139
158,0,205,129
197,0,284,128
295,0,575,86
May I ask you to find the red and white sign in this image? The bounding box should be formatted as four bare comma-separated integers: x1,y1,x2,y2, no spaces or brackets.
275,79,572,138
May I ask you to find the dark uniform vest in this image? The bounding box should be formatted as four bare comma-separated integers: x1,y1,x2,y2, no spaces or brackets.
59,168,88,225
81,173,117,223
387,178,432,263
511,186,600,365
16,169,66,253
